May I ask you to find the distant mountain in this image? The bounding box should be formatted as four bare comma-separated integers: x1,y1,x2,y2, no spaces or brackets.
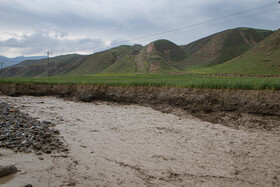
63,27,273,75
0,54,82,77
102,28,272,74
0,55,45,68
0,27,277,78
190,29,280,75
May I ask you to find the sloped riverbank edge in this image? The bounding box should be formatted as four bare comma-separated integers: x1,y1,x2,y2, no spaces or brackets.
0,83,279,132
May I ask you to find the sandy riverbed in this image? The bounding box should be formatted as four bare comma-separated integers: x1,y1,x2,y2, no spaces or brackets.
0,96,279,187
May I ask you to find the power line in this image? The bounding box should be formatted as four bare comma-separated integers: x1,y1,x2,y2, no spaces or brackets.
0,62,4,69
140,7,280,44
91,1,279,51
128,2,277,43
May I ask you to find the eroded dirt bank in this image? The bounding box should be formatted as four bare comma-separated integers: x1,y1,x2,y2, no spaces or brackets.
0,96,280,186
0,83,280,132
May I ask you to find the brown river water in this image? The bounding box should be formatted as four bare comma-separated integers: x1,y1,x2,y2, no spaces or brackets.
0,96,279,186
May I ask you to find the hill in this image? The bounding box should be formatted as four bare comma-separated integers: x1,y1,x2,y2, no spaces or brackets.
0,55,45,68
137,39,184,73
189,29,280,75
0,27,275,77
64,45,143,75
0,54,82,77
177,28,272,70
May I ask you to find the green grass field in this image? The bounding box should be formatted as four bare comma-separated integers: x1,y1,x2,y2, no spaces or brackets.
0,73,279,90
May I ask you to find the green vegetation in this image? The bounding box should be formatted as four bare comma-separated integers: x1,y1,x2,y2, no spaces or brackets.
15,54,82,67
188,29,280,75
0,54,83,78
103,55,136,73
1,74,279,90
66,51,116,75
64,45,142,75
153,39,185,62
178,28,272,69
0,28,277,79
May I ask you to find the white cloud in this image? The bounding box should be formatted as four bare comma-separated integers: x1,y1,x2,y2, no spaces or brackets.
0,30,106,56
0,0,279,57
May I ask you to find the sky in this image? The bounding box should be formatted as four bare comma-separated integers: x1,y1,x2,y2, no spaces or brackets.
0,0,279,58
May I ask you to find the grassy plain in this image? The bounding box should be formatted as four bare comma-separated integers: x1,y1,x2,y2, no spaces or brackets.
0,73,279,90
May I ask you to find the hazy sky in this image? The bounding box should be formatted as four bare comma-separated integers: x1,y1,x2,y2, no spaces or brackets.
0,0,279,57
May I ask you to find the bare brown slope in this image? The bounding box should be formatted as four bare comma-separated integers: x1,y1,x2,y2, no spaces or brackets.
0,83,279,132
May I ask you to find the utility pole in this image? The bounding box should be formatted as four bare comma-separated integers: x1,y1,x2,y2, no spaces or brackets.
45,51,52,79
0,61,4,78
0,61,4,69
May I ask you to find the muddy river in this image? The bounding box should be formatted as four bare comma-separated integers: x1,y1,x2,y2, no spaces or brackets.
0,96,279,186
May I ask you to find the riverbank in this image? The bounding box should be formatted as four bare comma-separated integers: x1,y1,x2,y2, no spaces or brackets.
0,83,279,133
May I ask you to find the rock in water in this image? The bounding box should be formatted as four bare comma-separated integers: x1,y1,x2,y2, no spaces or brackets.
0,165,17,178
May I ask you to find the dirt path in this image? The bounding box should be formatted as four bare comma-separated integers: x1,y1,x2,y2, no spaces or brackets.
0,96,280,186
134,49,147,73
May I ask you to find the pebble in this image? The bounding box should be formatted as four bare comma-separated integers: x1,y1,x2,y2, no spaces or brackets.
38,157,44,160
67,181,76,186
0,102,67,154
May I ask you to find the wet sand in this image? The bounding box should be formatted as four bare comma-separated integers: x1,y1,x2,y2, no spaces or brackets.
0,96,279,186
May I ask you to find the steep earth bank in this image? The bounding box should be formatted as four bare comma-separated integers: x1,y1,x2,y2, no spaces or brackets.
0,83,279,132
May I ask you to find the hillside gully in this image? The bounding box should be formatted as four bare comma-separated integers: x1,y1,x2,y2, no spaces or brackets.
0,83,279,186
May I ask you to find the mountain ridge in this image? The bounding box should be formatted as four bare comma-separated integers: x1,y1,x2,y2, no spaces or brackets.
177,27,273,69
188,29,280,75
0,27,277,77
0,55,45,68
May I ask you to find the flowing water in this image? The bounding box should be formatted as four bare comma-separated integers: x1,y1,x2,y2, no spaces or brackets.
0,96,279,186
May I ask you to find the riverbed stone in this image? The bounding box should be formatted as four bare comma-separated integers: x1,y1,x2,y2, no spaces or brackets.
0,165,17,178
0,102,67,154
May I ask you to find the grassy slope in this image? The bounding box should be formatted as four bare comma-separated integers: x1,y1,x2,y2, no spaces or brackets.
143,40,184,73
65,51,116,75
87,40,182,74
15,54,82,67
65,45,142,75
102,54,136,73
189,29,280,75
0,28,274,77
0,54,82,77
178,28,272,70
153,39,185,62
